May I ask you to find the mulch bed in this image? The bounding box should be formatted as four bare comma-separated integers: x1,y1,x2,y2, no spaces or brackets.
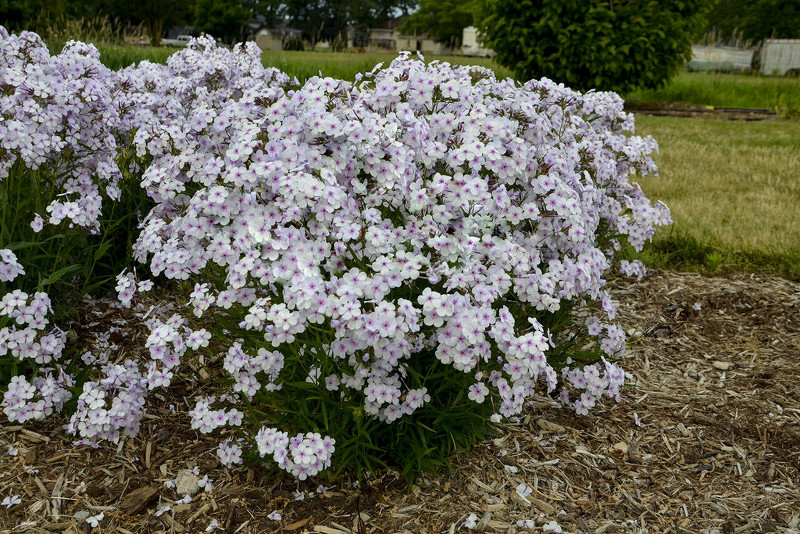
1,269,799,534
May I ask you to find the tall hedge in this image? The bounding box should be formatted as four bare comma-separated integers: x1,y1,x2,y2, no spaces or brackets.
479,0,710,94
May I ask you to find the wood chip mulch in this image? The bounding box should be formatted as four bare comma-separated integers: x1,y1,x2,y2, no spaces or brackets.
1,269,799,534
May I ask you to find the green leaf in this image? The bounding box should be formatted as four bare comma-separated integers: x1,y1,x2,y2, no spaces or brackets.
39,264,83,289
92,240,114,263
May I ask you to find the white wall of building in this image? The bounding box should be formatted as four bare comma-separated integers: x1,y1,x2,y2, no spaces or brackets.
761,39,800,75
461,26,494,57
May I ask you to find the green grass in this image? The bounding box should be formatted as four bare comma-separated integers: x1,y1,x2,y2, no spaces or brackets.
625,115,800,281
625,69,800,117
92,44,516,80
259,50,515,82
95,44,175,70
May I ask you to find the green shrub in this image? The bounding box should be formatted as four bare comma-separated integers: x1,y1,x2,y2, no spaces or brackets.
478,0,710,93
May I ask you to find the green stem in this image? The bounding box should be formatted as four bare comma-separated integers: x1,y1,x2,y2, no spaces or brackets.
81,199,117,296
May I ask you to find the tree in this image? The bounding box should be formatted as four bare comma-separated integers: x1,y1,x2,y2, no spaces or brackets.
283,0,414,50
106,0,193,46
194,0,249,44
1,0,40,31
398,0,477,49
245,0,283,28
1,0,66,32
282,0,332,49
349,0,413,46
478,0,710,93
706,0,800,43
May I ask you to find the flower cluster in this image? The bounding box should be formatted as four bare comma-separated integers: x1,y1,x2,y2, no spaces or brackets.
189,396,244,434
0,30,290,455
1,247,71,423
255,428,335,480
1,29,132,438
0,289,63,362
0,249,24,282
562,358,626,415
2,371,73,423
66,360,147,443
130,49,669,475
0,27,122,232
144,312,210,390
115,269,154,307
116,35,290,150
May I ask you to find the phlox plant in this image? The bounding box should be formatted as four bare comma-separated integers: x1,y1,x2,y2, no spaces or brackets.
0,27,152,422
128,47,671,480
0,26,157,302
0,31,292,446
114,35,291,138
0,27,670,481
0,28,101,392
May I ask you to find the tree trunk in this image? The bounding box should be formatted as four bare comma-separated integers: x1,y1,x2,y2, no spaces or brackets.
148,19,164,47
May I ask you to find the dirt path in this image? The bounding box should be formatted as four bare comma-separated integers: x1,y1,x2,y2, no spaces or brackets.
625,103,779,121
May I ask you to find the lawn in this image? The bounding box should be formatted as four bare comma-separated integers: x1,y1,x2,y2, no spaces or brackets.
626,69,800,117
92,44,515,79
93,43,175,69
630,115,800,280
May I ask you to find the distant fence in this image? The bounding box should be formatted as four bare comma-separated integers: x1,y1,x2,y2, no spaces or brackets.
687,40,800,76
688,45,754,72
760,39,800,75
